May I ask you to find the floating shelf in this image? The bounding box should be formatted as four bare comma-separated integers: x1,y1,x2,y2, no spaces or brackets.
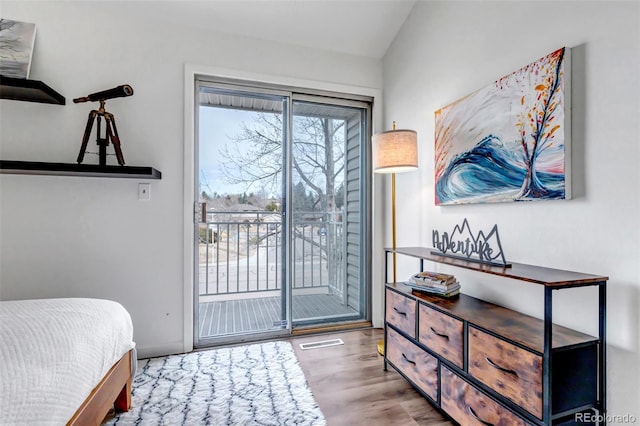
0,75,65,105
0,160,161,179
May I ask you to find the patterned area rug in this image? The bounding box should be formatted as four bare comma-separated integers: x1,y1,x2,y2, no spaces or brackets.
105,341,325,425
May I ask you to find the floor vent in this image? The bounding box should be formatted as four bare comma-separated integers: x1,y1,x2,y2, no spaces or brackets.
298,338,344,350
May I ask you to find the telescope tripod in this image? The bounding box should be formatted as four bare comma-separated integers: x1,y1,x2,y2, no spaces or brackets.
77,99,125,166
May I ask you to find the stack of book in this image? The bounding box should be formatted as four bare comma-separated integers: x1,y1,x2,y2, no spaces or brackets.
405,271,461,298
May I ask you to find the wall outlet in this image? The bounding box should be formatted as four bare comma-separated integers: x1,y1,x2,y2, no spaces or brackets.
138,183,151,200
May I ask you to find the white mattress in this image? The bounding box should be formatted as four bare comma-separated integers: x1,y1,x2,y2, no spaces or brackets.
0,298,135,425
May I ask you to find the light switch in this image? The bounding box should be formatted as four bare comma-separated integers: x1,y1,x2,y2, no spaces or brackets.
138,183,150,200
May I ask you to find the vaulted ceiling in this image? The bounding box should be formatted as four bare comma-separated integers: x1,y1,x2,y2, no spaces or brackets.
125,1,416,58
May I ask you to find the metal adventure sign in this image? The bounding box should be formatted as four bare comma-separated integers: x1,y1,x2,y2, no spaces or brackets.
431,218,510,267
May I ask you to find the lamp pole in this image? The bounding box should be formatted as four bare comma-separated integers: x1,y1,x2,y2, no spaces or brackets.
372,121,418,356
391,172,397,284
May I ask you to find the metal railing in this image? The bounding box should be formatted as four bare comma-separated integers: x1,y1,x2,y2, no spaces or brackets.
198,210,344,298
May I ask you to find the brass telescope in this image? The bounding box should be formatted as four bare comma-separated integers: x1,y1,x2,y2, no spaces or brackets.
74,84,134,166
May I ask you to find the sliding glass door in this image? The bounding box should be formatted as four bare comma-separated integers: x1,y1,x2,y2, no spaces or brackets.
290,99,368,326
194,79,371,347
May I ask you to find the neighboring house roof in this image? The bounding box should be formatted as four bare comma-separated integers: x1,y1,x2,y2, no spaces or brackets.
224,204,262,212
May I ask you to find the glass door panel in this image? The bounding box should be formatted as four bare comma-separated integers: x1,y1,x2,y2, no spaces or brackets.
290,99,368,326
196,84,290,346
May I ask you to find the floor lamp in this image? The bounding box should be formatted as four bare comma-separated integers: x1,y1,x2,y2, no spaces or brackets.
373,121,418,355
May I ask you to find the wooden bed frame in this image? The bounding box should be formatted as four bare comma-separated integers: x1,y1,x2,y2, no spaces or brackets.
67,349,133,426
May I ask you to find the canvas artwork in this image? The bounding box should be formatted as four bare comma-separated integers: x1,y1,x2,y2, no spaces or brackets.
0,19,37,79
434,47,571,205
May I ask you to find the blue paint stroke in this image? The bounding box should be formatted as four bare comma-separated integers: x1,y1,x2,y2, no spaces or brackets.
436,135,565,204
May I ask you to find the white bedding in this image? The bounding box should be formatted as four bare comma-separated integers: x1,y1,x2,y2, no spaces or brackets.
0,298,135,425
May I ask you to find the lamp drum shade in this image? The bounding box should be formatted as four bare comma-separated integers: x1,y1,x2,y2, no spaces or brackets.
373,129,418,174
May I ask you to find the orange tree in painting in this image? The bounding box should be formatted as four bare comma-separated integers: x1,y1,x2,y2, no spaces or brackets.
498,48,566,199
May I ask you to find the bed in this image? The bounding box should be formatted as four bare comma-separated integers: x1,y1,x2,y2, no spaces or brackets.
0,298,136,425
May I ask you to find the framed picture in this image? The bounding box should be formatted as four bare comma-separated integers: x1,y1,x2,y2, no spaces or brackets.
434,47,571,205
0,19,37,79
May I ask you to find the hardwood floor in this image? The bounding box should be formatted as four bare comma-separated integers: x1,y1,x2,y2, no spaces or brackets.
291,328,453,426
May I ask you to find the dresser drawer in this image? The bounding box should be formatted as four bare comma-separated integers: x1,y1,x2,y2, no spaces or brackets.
387,326,438,401
386,289,416,338
418,303,464,368
468,326,543,419
441,366,533,426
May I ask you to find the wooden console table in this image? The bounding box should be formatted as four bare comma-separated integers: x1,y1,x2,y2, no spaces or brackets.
383,247,607,425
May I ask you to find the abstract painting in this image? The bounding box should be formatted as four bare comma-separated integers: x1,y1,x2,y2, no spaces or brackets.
434,47,571,205
0,19,37,79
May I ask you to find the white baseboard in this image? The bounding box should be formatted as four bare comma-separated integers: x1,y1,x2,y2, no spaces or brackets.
136,342,187,359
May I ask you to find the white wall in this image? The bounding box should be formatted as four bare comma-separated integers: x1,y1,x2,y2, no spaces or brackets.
381,0,639,418
0,1,383,357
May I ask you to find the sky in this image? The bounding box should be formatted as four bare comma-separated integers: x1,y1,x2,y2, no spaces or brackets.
198,106,265,197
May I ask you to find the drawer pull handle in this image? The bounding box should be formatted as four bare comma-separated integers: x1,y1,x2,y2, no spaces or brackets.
485,356,519,377
430,326,449,340
393,307,407,316
468,406,495,426
401,353,416,365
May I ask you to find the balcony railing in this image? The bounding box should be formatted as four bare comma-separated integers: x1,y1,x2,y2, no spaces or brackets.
199,210,344,299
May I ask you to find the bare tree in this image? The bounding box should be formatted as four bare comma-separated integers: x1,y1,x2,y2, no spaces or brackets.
219,112,345,211
498,47,567,199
